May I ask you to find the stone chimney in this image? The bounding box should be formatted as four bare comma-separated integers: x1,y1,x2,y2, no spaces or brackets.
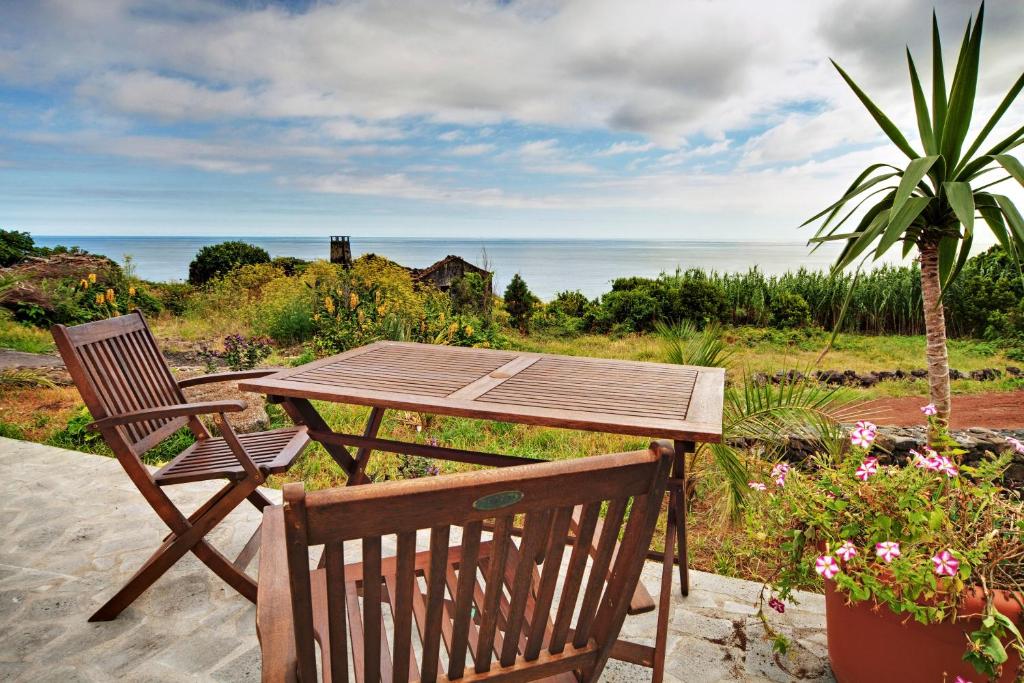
330,236,352,268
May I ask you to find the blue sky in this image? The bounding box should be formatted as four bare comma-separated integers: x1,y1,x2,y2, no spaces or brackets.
0,0,1021,240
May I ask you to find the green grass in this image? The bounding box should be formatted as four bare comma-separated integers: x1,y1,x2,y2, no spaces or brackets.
0,319,55,354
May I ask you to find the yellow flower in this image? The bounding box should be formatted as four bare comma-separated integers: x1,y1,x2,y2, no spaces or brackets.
95,293,105,305
323,296,335,314
357,309,365,324
376,305,386,316
374,290,381,305
449,322,458,334
438,312,445,323
79,278,89,289
464,325,474,336
88,273,96,283
128,287,136,297
349,292,359,310
313,313,321,321
105,288,115,304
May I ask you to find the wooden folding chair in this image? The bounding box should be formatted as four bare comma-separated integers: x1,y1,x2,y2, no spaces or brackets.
257,442,673,682
52,310,310,622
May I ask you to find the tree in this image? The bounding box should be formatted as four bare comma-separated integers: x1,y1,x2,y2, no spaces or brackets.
503,273,536,333
806,3,1024,436
188,241,270,285
0,230,38,266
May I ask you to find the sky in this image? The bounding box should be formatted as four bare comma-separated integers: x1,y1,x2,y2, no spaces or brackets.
0,0,1021,240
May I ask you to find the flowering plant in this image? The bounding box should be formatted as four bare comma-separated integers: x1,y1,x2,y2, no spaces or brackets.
749,411,1024,679
221,334,272,371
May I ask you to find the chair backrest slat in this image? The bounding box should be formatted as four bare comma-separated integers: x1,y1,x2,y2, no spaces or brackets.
573,497,628,649
549,501,600,654
281,444,672,682
391,531,417,683
362,535,383,683
474,514,512,674
448,520,483,679
323,542,349,683
420,525,451,681
523,505,574,660
52,311,189,455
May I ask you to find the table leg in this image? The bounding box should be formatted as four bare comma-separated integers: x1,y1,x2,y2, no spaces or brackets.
347,406,385,486
673,440,694,597
279,397,356,474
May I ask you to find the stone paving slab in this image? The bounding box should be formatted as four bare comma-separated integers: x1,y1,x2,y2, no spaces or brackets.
0,438,833,682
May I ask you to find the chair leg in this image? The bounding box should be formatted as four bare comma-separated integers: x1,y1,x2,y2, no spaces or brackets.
89,532,199,621
92,479,261,621
233,524,263,573
248,489,275,510
192,540,258,603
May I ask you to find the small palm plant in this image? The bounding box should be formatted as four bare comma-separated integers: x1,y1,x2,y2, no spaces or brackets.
806,3,1024,434
657,322,858,518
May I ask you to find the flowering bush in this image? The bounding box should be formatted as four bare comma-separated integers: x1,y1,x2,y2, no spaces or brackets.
221,334,272,371
748,409,1024,679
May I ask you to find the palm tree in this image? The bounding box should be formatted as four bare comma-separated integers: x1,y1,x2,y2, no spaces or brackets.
806,3,1024,435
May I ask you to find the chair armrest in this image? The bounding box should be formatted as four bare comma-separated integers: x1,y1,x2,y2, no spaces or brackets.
88,400,247,430
178,369,286,389
257,505,299,683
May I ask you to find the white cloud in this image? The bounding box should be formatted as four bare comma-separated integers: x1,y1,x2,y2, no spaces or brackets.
322,119,406,141
447,143,496,156
596,141,657,156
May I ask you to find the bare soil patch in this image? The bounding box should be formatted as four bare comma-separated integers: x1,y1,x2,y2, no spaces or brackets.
862,391,1024,429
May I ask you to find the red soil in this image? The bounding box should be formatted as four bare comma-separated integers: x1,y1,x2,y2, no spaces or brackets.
861,391,1024,429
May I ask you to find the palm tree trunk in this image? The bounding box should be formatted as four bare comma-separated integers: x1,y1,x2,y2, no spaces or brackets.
918,239,952,438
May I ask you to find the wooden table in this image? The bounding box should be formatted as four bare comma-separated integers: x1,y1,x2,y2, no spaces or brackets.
240,341,724,681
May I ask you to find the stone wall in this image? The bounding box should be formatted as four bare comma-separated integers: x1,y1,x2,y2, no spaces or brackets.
772,425,1024,487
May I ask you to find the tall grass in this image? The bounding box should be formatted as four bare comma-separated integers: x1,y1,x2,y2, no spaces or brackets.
711,266,925,335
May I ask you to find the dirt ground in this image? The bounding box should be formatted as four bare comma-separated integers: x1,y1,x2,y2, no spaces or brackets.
862,391,1024,429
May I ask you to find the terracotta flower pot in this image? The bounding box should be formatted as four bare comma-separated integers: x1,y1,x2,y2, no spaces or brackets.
825,580,1023,682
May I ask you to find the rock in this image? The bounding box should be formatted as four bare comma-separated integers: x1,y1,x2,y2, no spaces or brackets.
1007,366,1021,377
910,368,927,378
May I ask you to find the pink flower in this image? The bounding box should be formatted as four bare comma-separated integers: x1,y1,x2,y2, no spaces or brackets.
849,428,875,449
1007,437,1024,455
856,420,877,433
771,462,789,487
936,456,959,478
855,457,878,481
931,550,960,577
835,541,858,562
748,481,767,491
954,676,973,683
875,541,901,563
815,555,841,580
768,597,786,614
921,403,938,416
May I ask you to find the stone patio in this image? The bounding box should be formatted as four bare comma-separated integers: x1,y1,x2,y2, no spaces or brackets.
0,438,834,682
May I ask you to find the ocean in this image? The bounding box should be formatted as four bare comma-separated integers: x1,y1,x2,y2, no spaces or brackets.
32,236,860,300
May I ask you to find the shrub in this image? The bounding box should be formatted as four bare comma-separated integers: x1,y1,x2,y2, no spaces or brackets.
548,290,591,318
667,273,728,325
152,282,196,316
0,420,25,439
221,334,272,370
0,230,37,266
248,275,316,345
503,273,537,334
188,241,270,285
271,256,309,276
450,272,492,320
769,291,811,328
